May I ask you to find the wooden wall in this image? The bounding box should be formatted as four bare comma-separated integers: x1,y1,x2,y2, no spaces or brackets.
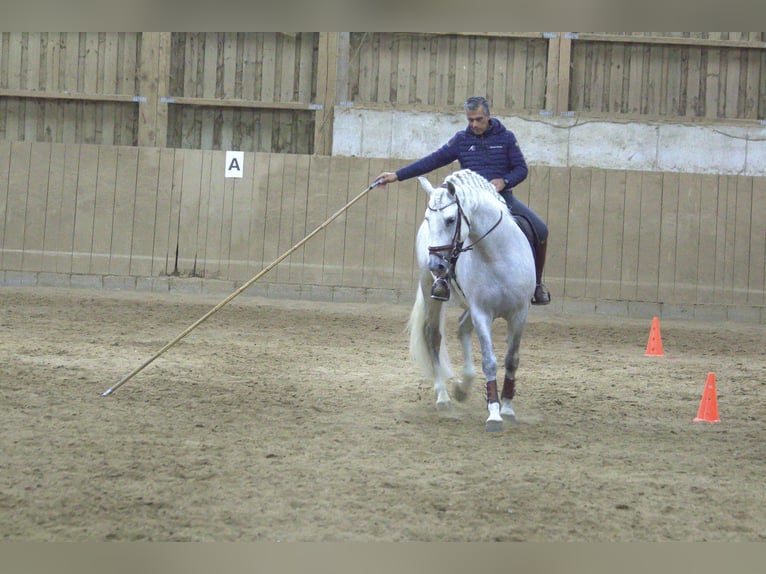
2,32,764,155
2,142,764,317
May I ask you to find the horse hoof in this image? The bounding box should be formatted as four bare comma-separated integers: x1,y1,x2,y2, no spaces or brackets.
485,403,503,432
501,402,517,424
435,400,453,412
453,385,468,402
485,419,503,432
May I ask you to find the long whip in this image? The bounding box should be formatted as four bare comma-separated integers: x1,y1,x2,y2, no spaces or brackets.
101,179,382,397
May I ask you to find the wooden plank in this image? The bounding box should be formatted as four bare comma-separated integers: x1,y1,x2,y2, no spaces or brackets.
151,147,176,276
19,143,49,271
696,174,719,304
164,149,185,275
714,175,736,304
619,171,642,300
194,150,213,276
274,154,297,284
286,154,310,284
70,144,98,274
88,146,116,274
174,148,203,276
241,33,257,101
323,155,350,285
25,34,42,141
557,36,572,113
544,35,561,112
599,170,627,300
545,167,570,296
101,33,119,143
278,32,296,102
723,47,742,119
732,175,753,302
108,147,138,276
2,143,31,270
748,177,766,305
686,46,702,116
395,34,413,104
302,154,331,285
313,32,336,155
202,150,230,276
392,163,421,289
509,39,527,110
415,34,432,105
129,147,160,277
228,150,255,282
51,143,79,273
218,162,235,280
673,173,702,303
626,44,644,115
362,157,394,288
705,46,721,118
202,32,219,99
306,33,322,104
377,33,392,105
247,152,270,271
609,42,626,113
584,169,606,299
0,142,11,267
38,144,64,272
563,168,589,298
666,44,683,116
262,153,284,278
342,155,369,287
260,32,277,102
744,48,760,119
652,172,674,302
62,33,79,143
571,33,766,50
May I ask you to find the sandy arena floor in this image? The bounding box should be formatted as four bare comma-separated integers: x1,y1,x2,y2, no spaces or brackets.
1,286,764,541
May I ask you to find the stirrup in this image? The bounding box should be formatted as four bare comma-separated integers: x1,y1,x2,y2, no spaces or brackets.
430,277,450,301
532,283,550,305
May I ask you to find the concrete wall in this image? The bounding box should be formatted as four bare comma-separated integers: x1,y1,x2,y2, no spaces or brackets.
332,106,766,177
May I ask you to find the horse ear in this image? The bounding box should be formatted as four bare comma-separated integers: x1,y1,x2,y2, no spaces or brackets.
417,176,434,195
446,181,456,197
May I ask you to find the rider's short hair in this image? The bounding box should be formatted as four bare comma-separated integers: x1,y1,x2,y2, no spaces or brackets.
464,96,490,116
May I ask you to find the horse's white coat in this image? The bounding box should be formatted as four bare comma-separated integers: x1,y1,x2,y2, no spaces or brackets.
408,169,536,431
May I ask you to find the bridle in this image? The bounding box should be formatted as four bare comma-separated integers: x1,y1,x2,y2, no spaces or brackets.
426,187,504,276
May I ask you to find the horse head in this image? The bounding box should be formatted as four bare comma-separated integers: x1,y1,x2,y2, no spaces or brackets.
418,176,469,281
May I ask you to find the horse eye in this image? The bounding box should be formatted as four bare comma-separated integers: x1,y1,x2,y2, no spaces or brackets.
445,216,456,226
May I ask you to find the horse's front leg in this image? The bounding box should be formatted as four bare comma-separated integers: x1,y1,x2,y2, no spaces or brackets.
471,312,503,432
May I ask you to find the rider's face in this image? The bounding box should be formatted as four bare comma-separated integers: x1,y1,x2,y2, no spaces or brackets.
466,109,490,135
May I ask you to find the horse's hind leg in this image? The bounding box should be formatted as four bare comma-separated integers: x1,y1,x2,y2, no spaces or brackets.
500,316,526,423
452,309,475,402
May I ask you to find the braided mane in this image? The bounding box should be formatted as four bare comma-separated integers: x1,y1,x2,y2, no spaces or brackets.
440,169,508,216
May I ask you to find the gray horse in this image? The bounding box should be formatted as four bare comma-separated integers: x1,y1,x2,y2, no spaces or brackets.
409,169,536,431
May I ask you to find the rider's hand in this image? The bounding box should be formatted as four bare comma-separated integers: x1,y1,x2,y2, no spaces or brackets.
375,172,399,186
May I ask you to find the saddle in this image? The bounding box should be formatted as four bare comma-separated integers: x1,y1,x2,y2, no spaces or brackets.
512,213,538,253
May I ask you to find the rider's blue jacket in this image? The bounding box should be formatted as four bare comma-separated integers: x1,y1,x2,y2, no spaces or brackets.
395,118,528,191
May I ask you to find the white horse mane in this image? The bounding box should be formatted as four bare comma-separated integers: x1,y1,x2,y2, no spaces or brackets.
440,169,508,216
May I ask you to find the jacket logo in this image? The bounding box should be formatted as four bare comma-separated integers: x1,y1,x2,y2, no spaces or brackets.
468,145,477,151
489,145,503,149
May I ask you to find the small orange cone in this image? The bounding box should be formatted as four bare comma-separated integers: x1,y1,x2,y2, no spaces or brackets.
644,316,664,357
694,372,721,423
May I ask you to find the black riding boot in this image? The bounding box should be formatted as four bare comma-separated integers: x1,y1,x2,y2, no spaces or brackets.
532,240,551,305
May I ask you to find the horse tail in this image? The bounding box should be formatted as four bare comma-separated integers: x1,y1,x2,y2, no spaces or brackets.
408,287,454,381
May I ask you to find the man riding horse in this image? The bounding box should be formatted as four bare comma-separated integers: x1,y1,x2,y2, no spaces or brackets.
376,96,550,305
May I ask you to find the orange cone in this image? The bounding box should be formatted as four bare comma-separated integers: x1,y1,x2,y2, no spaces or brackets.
644,316,664,357
694,372,721,423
